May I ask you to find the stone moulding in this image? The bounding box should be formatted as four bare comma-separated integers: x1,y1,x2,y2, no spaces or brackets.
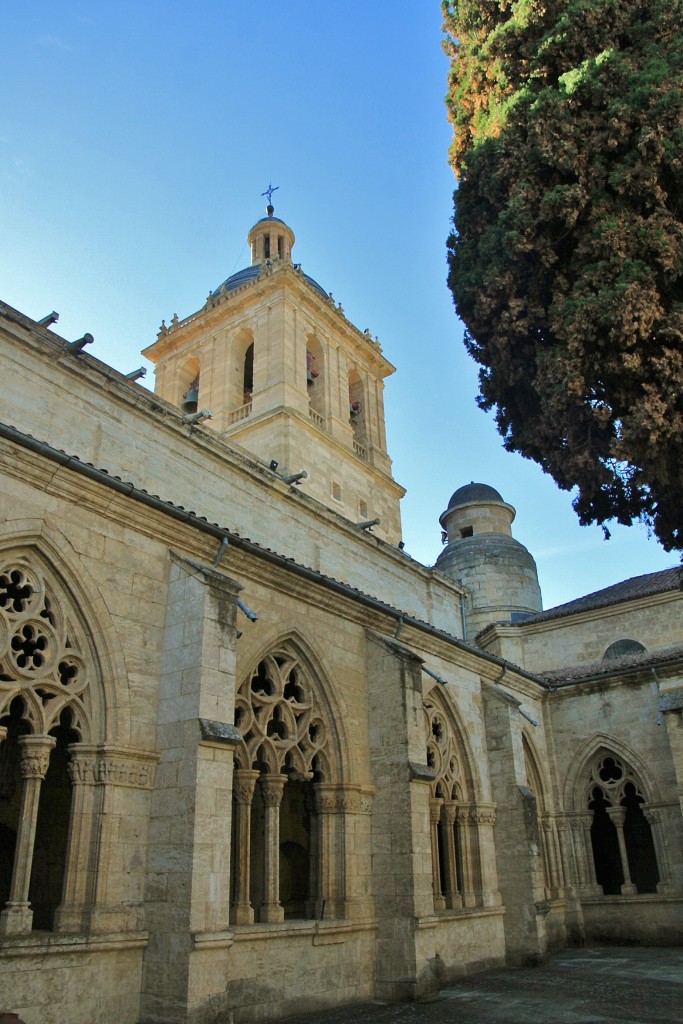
0,930,149,957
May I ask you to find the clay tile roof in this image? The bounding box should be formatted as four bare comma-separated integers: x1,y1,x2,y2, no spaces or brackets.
520,567,682,624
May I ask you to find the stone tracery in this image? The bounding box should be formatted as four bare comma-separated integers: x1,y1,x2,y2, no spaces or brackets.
231,645,345,924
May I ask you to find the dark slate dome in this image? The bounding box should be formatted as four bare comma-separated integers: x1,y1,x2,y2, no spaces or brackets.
447,482,505,510
212,264,329,300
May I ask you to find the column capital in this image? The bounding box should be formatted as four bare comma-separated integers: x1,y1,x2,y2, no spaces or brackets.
429,797,443,824
606,806,627,828
233,769,260,805
18,735,56,779
259,773,286,807
441,801,457,827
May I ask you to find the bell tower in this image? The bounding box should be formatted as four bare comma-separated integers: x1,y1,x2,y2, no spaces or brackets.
142,200,405,543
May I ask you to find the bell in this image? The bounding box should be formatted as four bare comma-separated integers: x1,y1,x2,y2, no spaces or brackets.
182,387,199,414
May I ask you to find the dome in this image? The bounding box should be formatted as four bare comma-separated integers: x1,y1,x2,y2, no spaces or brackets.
212,264,329,300
447,482,504,510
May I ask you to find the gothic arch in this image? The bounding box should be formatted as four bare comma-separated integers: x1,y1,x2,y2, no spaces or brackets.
0,531,129,744
563,732,662,812
234,629,349,783
424,681,480,799
563,733,667,897
522,731,550,812
230,630,353,924
424,682,494,911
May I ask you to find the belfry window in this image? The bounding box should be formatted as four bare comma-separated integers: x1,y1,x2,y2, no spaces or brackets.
243,343,254,400
263,235,270,260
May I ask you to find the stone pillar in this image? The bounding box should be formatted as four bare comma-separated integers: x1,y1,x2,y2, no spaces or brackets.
606,807,637,896
0,735,55,935
456,806,478,908
556,818,577,895
366,633,436,1001
429,799,445,911
230,769,260,925
642,806,676,894
482,684,547,965
52,745,98,932
470,803,501,908
259,774,286,923
140,554,242,1024
441,801,462,909
314,784,343,919
339,786,373,920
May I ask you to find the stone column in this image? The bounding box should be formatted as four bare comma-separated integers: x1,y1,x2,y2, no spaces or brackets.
642,807,675,894
230,769,260,925
470,803,501,908
441,801,462,910
429,799,445,911
52,745,98,932
539,815,562,894
571,813,601,894
259,774,286,923
0,735,55,935
606,807,637,895
556,818,578,894
456,807,477,908
315,784,344,919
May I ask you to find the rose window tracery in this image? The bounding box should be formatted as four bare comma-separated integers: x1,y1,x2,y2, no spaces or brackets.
0,559,90,737
234,653,330,780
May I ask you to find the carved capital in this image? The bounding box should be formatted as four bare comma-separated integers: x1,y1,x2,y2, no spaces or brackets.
642,807,661,826
259,773,286,807
233,769,259,804
429,798,443,824
65,745,157,789
606,806,626,828
18,735,55,779
442,801,457,827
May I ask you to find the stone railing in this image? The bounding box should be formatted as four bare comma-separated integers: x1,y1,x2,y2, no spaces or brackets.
353,440,367,460
228,402,252,426
309,408,324,429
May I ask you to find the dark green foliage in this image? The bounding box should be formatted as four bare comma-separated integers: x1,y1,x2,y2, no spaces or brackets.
443,0,683,550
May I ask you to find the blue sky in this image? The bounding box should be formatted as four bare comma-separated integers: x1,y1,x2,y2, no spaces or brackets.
1,2,676,608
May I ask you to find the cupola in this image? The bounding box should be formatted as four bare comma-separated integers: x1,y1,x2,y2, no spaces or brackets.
247,203,295,265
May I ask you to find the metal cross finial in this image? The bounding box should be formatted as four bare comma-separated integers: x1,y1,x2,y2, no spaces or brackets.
261,182,279,205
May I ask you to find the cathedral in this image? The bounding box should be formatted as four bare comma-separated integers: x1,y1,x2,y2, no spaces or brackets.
0,203,681,1024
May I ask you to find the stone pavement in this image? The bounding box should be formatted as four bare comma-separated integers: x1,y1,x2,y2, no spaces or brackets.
282,947,683,1024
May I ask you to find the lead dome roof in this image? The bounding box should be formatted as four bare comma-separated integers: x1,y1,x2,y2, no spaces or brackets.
212,264,329,300
447,482,505,509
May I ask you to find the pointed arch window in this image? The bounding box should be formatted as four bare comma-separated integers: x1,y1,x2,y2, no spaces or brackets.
424,691,493,912
0,557,91,935
585,753,660,895
231,647,343,925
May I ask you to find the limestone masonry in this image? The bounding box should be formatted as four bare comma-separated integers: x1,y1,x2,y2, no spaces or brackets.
0,206,681,1024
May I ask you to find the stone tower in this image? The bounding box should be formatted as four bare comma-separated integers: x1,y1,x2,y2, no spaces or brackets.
142,203,404,543
435,482,542,639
